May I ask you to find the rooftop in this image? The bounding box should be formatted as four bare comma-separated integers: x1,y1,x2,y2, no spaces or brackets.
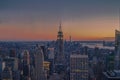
70,54,88,58
103,70,120,79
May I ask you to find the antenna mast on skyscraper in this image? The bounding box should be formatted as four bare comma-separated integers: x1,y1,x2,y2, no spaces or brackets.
59,20,62,32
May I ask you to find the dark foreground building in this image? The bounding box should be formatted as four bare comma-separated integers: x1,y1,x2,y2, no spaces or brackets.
103,70,120,80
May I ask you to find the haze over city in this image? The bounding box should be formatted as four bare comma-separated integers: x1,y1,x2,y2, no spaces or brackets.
0,0,120,41
1,1,120,80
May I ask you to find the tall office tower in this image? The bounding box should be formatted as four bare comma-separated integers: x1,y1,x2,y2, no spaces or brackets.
106,52,114,71
34,45,46,80
55,23,65,73
41,45,48,60
115,30,120,70
2,66,13,80
22,50,31,80
70,53,88,80
23,50,30,65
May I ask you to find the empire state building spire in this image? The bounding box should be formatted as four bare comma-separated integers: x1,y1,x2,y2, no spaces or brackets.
57,22,63,40
59,22,62,32
54,23,66,73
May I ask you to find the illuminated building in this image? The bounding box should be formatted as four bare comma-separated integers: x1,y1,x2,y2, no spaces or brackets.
43,61,50,78
70,53,88,80
44,61,50,71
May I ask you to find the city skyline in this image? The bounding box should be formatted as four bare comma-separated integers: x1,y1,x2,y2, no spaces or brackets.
0,0,120,41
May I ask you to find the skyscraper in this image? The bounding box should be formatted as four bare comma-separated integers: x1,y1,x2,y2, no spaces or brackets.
34,45,46,80
23,50,30,65
115,30,120,70
55,23,65,73
70,53,88,80
102,30,120,80
22,50,31,80
115,30,120,52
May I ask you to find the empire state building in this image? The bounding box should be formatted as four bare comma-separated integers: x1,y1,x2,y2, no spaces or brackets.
55,23,65,73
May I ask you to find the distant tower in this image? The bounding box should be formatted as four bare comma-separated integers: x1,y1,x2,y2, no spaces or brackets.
34,45,46,80
115,30,120,70
55,23,65,73
23,50,30,65
22,50,31,80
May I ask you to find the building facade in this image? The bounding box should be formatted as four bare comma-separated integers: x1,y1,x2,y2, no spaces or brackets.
22,50,31,80
115,30,120,70
70,54,88,80
34,45,46,80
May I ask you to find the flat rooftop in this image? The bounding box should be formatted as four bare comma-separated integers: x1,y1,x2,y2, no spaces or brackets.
70,54,88,58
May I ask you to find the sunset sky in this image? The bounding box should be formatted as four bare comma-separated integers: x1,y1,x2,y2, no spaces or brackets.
0,0,120,41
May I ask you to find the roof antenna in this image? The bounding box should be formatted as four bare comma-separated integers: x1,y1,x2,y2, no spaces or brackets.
59,20,62,32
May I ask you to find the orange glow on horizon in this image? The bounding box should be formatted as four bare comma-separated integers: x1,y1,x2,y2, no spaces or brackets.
0,16,117,41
